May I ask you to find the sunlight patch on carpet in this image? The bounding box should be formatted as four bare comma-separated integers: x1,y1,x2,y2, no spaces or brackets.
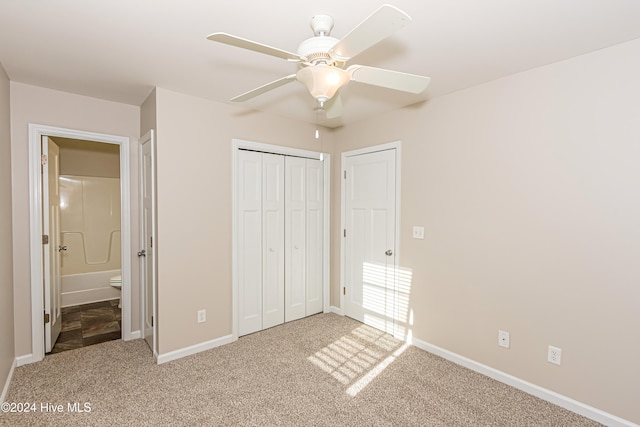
307,324,406,394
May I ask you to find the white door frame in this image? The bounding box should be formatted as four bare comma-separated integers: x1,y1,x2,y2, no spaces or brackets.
231,139,331,339
27,124,132,363
340,141,402,323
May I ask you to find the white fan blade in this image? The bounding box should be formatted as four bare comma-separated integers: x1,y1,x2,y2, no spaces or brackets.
347,65,430,94
324,94,343,119
231,74,297,102
330,5,411,62
207,32,305,62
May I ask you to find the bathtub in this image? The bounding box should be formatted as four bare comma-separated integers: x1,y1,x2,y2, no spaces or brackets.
61,269,121,307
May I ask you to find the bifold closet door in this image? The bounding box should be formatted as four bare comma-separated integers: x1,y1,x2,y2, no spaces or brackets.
238,150,322,336
305,159,323,316
261,154,285,329
285,157,323,322
237,151,284,336
285,157,306,322
237,150,263,336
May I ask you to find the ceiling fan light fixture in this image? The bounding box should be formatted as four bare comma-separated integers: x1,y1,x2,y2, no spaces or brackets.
296,64,349,103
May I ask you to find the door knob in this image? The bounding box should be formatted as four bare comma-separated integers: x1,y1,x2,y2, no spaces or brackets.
58,245,68,252
138,250,146,257
385,249,393,256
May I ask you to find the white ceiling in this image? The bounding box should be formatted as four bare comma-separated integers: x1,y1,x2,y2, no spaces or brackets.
1,0,640,128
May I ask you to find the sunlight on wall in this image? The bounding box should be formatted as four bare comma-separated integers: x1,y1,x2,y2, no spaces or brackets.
308,260,414,396
307,323,408,396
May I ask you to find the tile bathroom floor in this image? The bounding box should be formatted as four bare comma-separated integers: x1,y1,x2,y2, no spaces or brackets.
50,300,121,354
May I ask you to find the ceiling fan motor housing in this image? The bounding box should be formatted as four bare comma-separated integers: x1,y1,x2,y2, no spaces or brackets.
297,36,340,64
297,14,342,65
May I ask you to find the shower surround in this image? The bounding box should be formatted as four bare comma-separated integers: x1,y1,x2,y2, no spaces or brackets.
59,175,121,307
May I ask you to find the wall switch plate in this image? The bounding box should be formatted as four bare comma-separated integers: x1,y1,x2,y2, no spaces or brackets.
498,330,510,348
548,345,562,365
412,226,425,239
197,309,206,323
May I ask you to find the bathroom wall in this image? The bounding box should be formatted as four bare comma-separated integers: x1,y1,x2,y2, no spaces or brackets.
56,138,121,306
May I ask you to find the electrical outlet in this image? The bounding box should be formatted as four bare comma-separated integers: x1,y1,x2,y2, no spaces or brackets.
197,309,206,324
498,330,510,348
548,346,562,365
412,226,425,239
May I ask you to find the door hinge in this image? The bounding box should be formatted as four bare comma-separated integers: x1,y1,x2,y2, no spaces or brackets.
41,154,48,165
343,229,346,238
44,312,50,324
343,170,346,179
343,287,346,295
150,236,153,248
151,316,154,327
42,234,49,245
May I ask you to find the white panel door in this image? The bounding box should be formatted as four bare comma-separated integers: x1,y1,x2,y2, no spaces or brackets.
237,150,263,335
140,131,157,353
285,156,306,322
344,149,397,334
262,154,285,329
42,136,62,353
305,159,323,316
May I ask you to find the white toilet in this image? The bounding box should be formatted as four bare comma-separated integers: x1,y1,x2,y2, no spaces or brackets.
110,275,122,308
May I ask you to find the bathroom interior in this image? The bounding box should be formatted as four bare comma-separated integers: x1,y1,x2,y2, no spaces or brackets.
49,137,122,354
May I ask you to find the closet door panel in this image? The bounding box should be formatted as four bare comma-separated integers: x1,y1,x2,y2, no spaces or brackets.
306,159,323,315
262,154,285,329
237,151,263,336
285,157,306,322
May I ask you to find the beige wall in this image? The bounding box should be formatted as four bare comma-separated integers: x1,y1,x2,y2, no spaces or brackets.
10,83,140,357
332,38,640,423
140,88,157,137
55,138,120,178
153,88,333,354
0,64,15,399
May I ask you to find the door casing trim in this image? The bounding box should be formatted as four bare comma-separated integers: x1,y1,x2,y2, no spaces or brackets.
27,124,132,364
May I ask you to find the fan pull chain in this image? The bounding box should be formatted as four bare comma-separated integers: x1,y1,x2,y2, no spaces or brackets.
315,104,324,161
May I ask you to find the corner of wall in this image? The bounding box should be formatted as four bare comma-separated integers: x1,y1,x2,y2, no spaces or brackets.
0,60,16,403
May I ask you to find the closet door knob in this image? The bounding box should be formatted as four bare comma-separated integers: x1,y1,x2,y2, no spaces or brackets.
58,245,68,252
385,249,393,256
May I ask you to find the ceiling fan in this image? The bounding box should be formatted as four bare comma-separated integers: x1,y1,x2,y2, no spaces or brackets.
207,4,430,119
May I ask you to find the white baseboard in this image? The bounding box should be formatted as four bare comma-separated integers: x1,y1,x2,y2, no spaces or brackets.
16,353,38,367
128,330,141,340
156,334,236,365
1,359,17,403
411,337,637,427
329,306,343,315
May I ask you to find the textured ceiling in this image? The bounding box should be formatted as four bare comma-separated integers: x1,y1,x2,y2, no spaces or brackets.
2,0,640,128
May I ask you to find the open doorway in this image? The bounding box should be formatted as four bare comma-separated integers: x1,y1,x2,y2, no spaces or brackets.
28,124,132,363
48,137,123,353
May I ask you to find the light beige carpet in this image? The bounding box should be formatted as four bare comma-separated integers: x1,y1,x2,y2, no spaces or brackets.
2,313,601,426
